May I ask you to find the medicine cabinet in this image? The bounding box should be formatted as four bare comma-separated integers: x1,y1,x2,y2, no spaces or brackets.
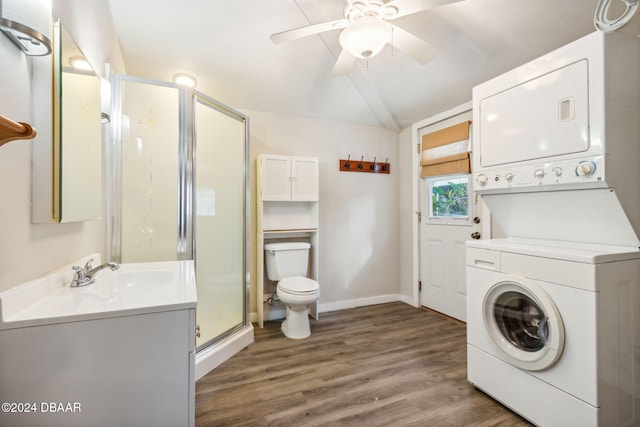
32,20,102,223
256,154,319,327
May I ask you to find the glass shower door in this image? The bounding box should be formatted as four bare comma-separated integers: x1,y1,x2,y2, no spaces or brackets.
193,94,247,348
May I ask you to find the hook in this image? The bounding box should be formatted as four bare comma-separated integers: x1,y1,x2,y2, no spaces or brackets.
344,154,351,169
357,155,364,169
370,157,377,170
382,157,388,171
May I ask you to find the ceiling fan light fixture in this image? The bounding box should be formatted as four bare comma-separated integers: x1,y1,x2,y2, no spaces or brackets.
339,15,391,59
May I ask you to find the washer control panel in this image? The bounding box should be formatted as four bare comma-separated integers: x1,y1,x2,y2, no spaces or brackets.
473,157,605,193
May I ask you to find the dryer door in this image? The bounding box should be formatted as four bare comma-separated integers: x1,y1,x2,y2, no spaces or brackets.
482,275,565,371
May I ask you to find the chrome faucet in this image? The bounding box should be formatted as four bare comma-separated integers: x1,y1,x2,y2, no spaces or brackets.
71,258,120,287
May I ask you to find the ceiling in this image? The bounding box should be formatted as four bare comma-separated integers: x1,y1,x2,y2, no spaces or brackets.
106,0,640,131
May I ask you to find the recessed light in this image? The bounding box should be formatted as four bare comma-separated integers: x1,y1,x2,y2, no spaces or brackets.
173,73,197,88
69,55,92,71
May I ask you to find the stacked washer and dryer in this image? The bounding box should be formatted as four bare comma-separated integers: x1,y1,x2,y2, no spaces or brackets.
466,31,640,426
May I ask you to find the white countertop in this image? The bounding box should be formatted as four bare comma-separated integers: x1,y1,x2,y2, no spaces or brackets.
0,256,197,330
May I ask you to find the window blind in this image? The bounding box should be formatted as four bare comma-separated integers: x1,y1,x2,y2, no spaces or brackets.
420,120,471,178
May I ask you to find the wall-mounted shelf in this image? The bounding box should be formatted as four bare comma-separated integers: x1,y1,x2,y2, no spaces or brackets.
0,114,36,147
264,228,318,234
257,154,320,328
339,157,390,174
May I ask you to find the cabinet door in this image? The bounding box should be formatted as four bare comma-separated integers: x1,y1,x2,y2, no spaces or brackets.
261,154,292,201
291,156,319,201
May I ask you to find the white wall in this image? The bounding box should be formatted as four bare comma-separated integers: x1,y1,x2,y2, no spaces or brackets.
246,110,401,314
0,1,122,293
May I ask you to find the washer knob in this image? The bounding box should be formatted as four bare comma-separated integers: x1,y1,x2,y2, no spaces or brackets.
552,167,563,177
476,174,488,185
576,161,596,176
534,169,545,179
505,173,514,182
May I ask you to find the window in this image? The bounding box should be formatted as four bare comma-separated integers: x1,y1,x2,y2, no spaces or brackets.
428,175,470,222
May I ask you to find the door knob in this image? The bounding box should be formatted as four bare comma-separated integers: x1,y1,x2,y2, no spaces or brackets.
473,217,481,224
471,232,481,239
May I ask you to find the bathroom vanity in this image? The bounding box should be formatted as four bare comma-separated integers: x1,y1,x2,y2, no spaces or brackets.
0,257,197,427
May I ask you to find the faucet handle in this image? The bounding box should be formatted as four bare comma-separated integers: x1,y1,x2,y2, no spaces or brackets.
71,265,86,287
84,258,94,271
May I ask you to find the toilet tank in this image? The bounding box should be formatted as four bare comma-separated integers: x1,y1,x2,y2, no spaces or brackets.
264,242,310,281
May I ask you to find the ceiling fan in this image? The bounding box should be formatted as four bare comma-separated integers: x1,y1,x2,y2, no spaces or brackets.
271,0,464,75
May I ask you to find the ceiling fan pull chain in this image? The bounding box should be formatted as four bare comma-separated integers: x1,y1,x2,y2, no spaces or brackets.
391,25,394,57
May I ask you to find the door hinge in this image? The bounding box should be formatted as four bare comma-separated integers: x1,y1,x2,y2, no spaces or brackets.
416,211,422,223
418,281,422,291
417,143,421,154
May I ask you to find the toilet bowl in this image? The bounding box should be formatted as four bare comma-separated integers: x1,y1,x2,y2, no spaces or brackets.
276,276,319,339
264,242,320,339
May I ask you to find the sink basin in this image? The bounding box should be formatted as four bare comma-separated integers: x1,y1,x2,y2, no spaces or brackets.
95,270,175,294
0,256,197,330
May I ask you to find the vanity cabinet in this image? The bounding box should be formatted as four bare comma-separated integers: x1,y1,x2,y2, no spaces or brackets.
261,154,319,201
0,309,196,427
0,259,197,427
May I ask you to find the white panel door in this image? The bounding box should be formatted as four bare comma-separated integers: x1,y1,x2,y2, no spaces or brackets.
261,154,291,201
419,176,481,321
291,156,319,201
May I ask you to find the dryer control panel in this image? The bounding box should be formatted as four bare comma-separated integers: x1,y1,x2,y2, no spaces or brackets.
473,156,606,193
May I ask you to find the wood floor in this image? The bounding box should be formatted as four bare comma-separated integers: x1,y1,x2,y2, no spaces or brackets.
195,302,532,426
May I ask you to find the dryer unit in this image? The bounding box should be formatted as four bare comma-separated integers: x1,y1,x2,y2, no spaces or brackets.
471,30,640,248
472,30,640,196
466,239,640,426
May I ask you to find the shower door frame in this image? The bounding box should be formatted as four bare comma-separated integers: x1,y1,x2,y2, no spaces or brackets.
108,74,250,351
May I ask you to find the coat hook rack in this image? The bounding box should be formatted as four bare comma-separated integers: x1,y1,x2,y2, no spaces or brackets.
0,113,37,147
339,155,390,174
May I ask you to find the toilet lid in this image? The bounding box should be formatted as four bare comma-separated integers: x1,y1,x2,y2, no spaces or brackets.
278,277,319,295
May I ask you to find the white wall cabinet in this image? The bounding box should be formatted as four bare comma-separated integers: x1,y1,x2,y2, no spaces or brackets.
261,154,319,201
256,154,319,327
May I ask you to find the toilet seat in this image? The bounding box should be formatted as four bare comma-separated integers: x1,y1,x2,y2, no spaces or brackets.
278,277,319,295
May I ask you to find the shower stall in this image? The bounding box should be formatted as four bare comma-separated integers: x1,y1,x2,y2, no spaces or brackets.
108,75,252,378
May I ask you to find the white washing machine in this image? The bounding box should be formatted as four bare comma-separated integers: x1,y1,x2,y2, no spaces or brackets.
467,238,640,426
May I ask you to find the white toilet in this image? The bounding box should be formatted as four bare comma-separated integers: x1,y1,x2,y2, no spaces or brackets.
264,242,320,339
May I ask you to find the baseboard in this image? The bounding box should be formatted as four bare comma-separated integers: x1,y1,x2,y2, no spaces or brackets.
399,293,419,307
195,324,254,381
317,293,402,313
250,294,414,325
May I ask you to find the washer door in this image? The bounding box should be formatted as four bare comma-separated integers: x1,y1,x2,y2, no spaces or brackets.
482,275,565,371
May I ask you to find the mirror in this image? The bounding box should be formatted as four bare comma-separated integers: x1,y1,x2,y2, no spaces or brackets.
32,19,102,223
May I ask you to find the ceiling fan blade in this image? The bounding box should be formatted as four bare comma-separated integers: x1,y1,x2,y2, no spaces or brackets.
270,19,348,44
388,0,465,19
389,24,438,64
332,49,356,76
